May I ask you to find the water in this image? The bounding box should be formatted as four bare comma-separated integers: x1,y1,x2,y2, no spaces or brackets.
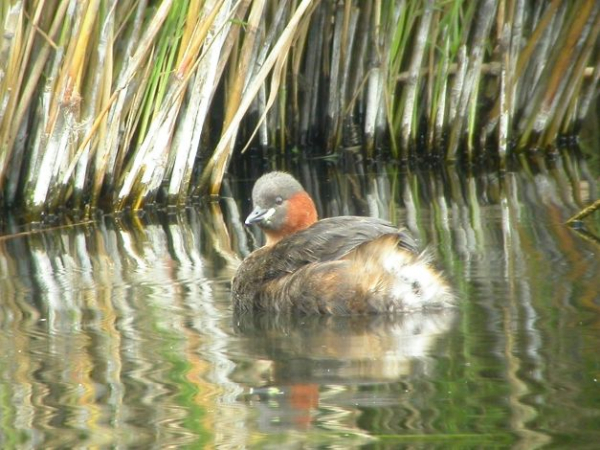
0,157,599,448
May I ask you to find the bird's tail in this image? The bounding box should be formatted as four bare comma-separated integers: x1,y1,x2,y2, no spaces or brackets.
346,234,455,312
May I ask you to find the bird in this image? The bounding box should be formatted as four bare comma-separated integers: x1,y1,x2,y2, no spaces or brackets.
232,171,454,315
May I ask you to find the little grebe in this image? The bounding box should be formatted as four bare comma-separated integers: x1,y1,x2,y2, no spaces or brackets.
232,172,454,315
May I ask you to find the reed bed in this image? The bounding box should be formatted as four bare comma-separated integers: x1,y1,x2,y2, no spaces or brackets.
0,0,598,217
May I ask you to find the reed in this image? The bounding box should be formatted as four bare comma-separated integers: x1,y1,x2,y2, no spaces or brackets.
0,0,597,216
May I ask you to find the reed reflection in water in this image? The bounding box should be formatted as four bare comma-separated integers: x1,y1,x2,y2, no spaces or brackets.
0,156,598,448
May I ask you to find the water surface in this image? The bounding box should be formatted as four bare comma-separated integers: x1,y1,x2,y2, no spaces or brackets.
0,158,599,448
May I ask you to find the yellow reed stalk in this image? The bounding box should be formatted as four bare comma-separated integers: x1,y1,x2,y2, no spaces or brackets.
201,0,316,195
518,0,596,149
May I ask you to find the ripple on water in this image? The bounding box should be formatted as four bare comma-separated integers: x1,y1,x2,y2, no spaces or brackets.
0,163,599,447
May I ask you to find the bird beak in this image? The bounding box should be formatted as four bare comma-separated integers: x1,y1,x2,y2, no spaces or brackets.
245,206,275,226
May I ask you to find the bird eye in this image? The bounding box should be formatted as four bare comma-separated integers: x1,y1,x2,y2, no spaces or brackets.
275,196,283,205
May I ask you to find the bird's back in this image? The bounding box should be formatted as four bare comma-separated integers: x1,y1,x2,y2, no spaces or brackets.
232,216,453,315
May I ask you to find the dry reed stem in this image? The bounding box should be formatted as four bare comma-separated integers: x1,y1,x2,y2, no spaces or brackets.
543,6,600,146
567,199,600,224
200,0,315,195
522,1,597,149
399,0,433,158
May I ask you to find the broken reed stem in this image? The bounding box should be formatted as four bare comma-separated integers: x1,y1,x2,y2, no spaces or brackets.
567,199,600,224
